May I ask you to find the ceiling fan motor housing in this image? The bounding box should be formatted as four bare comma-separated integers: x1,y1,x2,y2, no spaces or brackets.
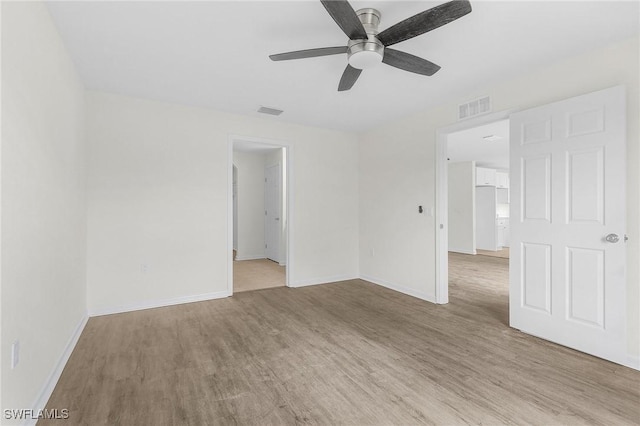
347,8,384,69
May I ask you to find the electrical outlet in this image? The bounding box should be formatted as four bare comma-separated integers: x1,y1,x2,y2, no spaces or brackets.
140,263,149,274
11,340,20,369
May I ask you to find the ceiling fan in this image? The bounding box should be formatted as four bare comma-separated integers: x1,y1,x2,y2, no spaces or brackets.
269,0,472,91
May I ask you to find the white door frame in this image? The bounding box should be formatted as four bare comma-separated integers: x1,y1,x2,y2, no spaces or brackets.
434,109,517,304
227,135,294,295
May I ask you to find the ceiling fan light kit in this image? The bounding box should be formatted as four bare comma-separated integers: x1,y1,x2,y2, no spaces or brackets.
269,0,472,91
347,8,384,69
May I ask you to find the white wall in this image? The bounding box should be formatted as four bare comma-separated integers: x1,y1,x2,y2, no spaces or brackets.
1,1,87,418
448,161,476,254
359,36,640,357
86,92,360,314
234,150,267,260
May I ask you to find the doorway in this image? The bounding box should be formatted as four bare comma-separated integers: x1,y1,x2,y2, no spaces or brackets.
440,116,512,324
228,136,291,294
435,110,514,304
436,87,630,368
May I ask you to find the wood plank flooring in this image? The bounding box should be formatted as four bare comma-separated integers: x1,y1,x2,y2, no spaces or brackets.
234,259,285,293
41,254,640,425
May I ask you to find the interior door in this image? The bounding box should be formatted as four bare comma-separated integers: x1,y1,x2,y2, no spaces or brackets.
265,164,281,262
509,86,628,366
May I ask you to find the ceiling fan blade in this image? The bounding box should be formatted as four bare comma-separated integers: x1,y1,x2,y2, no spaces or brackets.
338,64,362,91
382,48,441,76
320,0,368,40
270,46,347,61
377,0,472,47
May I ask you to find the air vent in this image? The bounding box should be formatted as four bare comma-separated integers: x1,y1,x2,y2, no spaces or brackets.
257,106,284,116
458,96,491,120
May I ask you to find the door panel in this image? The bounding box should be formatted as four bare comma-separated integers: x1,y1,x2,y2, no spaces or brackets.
265,164,281,262
567,148,603,223
522,155,551,222
566,247,604,327
510,86,628,367
522,242,551,314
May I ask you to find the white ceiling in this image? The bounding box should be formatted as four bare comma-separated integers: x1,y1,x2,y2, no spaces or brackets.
447,119,509,170
46,1,639,132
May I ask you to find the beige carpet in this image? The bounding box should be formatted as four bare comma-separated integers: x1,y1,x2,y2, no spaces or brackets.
476,247,510,258
234,258,285,293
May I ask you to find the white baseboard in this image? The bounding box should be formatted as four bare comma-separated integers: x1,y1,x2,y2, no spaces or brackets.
26,312,88,426
89,290,231,317
290,274,358,288
624,354,640,371
448,247,477,255
235,254,266,261
360,274,436,304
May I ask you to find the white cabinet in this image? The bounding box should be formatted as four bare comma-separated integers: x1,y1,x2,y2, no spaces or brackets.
476,167,496,186
497,188,510,204
476,168,509,188
477,188,511,251
476,168,510,251
497,218,510,248
493,172,510,203
496,172,509,189
476,187,498,250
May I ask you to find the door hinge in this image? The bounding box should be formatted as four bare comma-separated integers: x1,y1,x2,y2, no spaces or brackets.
265,210,267,215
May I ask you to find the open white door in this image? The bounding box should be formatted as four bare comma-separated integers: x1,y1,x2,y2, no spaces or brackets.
265,164,281,263
510,86,629,366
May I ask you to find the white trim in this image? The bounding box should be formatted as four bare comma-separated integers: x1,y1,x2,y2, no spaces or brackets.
234,254,267,261
360,275,436,304
435,109,517,305
448,248,477,255
290,275,358,288
228,135,294,294
625,354,640,371
228,139,234,295
88,290,230,317
26,313,89,426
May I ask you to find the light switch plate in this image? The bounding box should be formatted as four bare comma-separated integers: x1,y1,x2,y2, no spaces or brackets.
11,340,20,369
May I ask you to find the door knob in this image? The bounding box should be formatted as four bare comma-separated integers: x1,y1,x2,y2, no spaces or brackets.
605,233,620,243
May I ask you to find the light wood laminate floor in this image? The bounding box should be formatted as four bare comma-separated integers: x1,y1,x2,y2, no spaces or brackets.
41,253,639,425
233,258,285,293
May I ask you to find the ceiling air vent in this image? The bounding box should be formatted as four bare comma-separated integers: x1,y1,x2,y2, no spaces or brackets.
458,96,491,121
257,106,284,116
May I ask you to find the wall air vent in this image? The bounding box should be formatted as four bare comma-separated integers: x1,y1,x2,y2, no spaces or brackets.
458,96,491,120
257,106,284,116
